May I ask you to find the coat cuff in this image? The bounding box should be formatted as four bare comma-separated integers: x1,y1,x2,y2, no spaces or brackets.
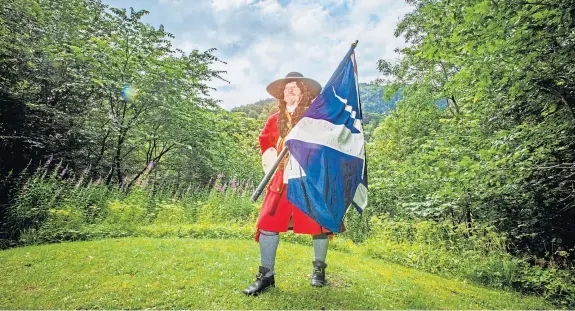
262,147,277,175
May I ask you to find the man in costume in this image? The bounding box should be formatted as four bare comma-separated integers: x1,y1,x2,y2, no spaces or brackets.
243,72,334,296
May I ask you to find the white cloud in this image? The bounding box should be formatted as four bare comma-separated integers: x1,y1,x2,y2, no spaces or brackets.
104,0,413,110
256,0,283,14
289,3,329,37
210,0,257,11
158,0,183,4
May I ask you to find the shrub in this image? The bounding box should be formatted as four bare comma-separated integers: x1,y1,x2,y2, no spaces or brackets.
196,186,257,224
104,200,148,226
154,203,189,225
364,215,575,308
340,209,373,243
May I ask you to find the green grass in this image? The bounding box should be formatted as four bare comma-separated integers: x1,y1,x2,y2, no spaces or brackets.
0,237,555,310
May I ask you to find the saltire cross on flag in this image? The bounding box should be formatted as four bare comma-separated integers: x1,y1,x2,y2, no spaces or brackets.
284,44,368,233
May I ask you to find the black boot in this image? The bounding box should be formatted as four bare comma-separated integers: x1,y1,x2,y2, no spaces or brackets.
311,260,327,287
243,266,275,296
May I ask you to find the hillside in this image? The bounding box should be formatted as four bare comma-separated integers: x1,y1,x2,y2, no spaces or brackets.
231,83,401,118
230,98,278,119
358,82,402,114
0,237,553,309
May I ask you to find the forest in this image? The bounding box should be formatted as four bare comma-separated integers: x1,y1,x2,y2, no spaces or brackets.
1,0,574,308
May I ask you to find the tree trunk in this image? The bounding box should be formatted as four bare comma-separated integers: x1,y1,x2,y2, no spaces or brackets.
106,131,125,185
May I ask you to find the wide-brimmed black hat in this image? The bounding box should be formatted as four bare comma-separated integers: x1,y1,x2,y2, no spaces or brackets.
266,72,322,99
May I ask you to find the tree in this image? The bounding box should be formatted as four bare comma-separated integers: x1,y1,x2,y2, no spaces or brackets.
372,0,575,257
1,0,264,240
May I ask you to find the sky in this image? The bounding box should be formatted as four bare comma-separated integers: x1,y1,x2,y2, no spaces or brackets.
101,0,413,110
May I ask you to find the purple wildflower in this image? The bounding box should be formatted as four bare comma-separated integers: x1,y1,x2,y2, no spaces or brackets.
76,165,90,188
229,178,239,191
95,176,102,185
45,155,53,166
76,175,84,188
60,164,68,177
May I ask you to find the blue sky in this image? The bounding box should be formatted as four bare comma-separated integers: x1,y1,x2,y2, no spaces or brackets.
101,0,412,110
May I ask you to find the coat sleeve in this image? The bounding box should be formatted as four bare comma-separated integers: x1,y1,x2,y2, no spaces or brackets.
259,113,279,174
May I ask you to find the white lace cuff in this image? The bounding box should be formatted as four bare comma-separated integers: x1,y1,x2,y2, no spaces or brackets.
262,147,277,175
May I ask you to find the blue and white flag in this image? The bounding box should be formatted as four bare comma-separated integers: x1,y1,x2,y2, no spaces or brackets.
284,51,367,233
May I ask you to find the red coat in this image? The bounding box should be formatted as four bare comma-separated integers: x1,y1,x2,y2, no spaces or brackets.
256,112,332,240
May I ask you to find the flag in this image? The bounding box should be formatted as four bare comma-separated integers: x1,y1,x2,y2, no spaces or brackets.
284,49,367,233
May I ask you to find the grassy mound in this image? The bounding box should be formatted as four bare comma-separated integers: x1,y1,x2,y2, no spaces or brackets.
0,237,554,309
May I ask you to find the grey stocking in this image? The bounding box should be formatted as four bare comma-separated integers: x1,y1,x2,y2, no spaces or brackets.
313,233,329,262
259,229,279,277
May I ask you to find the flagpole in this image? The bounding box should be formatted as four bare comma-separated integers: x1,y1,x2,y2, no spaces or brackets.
250,147,289,202
250,40,359,202
325,40,359,88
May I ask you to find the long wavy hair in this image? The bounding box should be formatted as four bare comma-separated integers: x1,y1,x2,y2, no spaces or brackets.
277,80,314,138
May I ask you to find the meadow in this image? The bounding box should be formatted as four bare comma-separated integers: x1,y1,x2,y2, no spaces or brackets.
0,165,572,309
